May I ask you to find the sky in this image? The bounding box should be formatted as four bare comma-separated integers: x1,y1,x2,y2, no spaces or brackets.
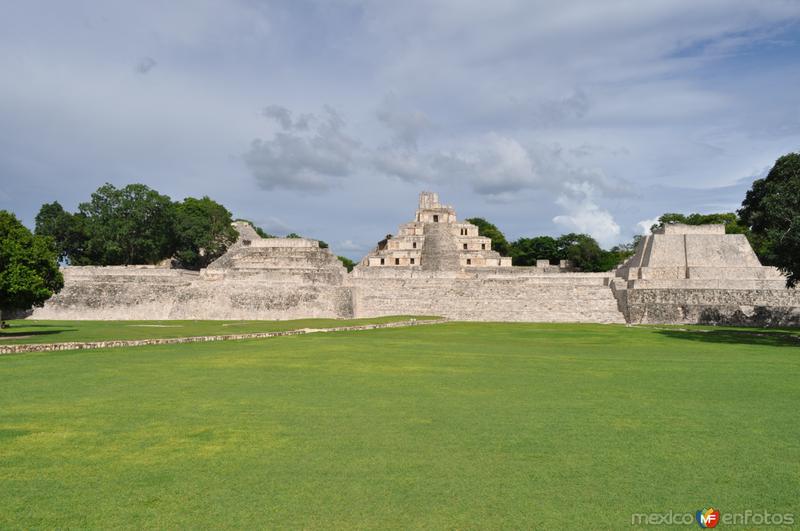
2,0,800,258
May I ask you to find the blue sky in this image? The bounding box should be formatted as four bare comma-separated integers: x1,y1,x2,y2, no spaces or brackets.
1,0,799,258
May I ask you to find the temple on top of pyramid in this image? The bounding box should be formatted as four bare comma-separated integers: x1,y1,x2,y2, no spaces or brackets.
358,192,512,271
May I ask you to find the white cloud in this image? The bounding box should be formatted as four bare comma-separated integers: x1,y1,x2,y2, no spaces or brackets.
552,182,621,246
636,217,661,235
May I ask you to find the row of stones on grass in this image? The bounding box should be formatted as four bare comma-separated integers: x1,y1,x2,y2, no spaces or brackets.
0,319,448,355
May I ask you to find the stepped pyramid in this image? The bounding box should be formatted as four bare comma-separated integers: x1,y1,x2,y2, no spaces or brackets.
358,192,512,271
615,223,784,287
203,221,347,284
612,223,797,325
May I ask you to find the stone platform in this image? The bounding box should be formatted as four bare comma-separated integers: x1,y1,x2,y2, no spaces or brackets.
30,193,800,326
611,224,800,326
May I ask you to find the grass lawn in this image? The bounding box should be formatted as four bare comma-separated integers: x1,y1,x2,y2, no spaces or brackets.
0,316,439,345
1,322,798,528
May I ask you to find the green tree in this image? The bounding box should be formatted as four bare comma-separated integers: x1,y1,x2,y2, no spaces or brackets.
739,152,800,287
649,212,687,231
0,211,64,321
556,233,605,272
337,256,355,272
509,236,559,266
598,242,637,271
79,183,176,265
34,201,88,264
650,212,750,235
464,217,510,256
173,197,238,270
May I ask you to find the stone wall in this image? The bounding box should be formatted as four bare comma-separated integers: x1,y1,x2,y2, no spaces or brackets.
618,287,800,326
352,273,624,323
32,266,353,320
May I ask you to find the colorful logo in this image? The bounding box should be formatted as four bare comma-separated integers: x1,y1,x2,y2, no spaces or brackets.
696,507,720,528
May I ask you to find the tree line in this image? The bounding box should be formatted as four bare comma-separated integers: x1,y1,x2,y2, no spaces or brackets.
35,183,239,270
33,183,354,270
1,152,799,320
466,218,637,272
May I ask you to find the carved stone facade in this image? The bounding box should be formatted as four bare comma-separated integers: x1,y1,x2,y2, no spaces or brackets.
30,193,800,326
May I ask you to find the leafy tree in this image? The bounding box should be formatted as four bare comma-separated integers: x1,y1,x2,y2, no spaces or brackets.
650,212,750,235
78,183,175,265
173,197,238,270
509,236,559,266
739,152,800,287
0,211,63,320
465,217,510,256
599,242,637,271
34,201,88,263
649,212,687,231
556,233,605,272
286,233,301,239
337,256,355,272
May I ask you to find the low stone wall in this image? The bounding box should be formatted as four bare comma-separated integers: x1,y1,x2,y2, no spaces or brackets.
619,288,800,326
352,276,625,323
0,318,448,355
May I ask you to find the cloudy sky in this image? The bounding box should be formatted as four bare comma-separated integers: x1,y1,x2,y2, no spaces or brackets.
2,1,800,257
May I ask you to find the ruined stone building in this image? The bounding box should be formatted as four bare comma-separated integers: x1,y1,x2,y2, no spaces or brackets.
361,192,511,269
32,192,800,326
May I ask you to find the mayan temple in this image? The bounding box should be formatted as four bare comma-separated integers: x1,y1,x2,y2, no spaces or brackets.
359,192,511,270
611,223,796,324
31,191,800,326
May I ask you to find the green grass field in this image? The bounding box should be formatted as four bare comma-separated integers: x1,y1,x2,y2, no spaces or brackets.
0,316,438,345
1,322,798,528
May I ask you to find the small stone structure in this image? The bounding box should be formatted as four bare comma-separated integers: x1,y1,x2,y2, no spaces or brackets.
30,193,800,326
611,224,800,325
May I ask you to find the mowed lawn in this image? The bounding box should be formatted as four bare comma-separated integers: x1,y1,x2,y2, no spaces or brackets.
1,323,798,529
0,316,438,345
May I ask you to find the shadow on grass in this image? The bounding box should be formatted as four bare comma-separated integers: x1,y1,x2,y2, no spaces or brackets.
5,322,73,329
656,329,800,348
0,329,77,339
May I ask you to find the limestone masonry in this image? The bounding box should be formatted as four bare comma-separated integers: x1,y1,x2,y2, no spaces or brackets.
32,192,800,326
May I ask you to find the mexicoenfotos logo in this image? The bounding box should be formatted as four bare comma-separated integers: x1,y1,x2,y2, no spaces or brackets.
696,507,720,528
631,508,794,526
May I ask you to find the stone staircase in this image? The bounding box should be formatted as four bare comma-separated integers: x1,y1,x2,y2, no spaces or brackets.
420,222,461,271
